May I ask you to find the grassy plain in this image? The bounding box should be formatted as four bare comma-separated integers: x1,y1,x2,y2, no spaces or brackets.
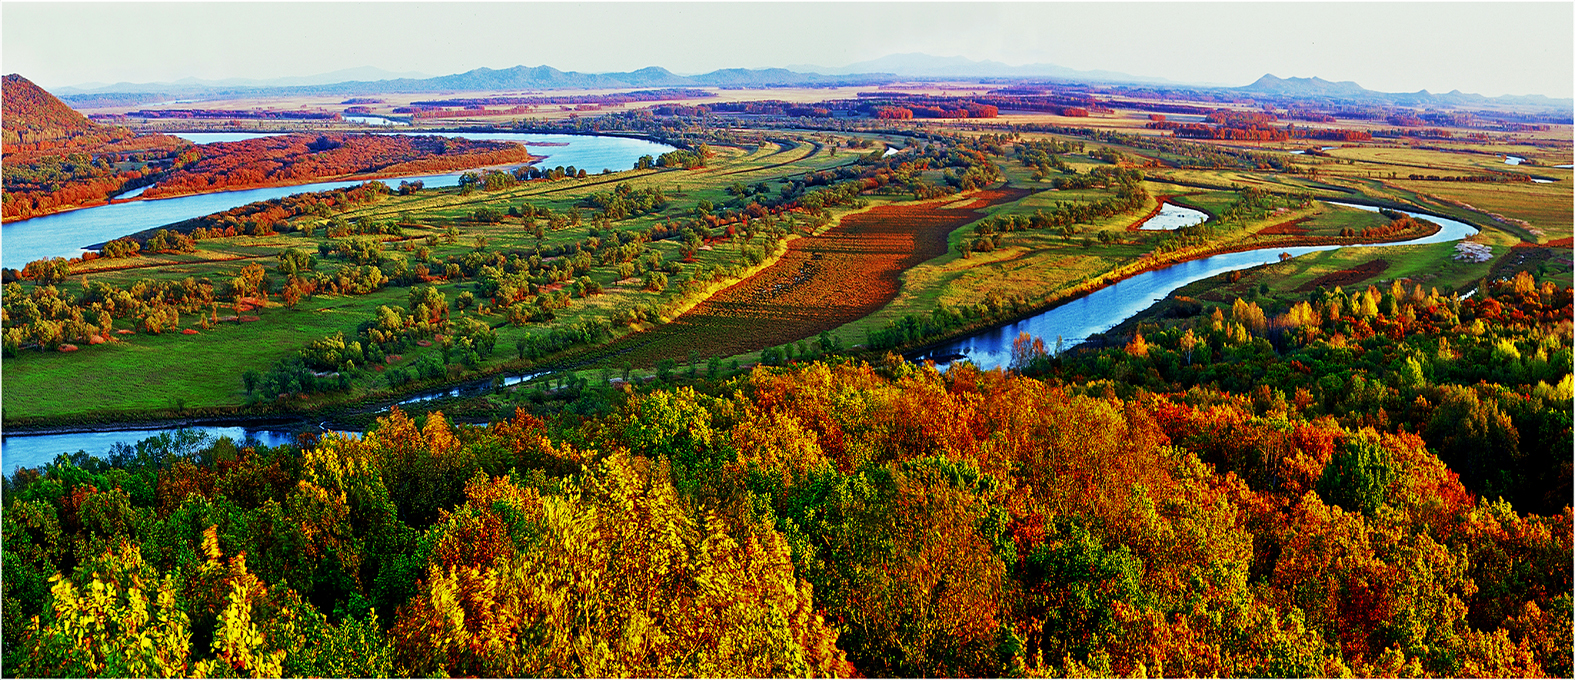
1385,179,1573,240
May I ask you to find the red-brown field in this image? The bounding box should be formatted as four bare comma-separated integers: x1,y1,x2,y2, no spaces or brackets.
572,187,1031,367
1294,258,1390,292
1257,217,1311,236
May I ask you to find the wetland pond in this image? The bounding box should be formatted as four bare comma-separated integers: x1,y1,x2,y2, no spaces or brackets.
344,115,410,126
1139,202,1209,230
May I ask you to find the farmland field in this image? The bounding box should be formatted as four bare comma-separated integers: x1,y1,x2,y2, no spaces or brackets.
567,187,1033,367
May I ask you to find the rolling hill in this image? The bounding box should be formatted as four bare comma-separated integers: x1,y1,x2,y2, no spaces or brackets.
2,73,101,148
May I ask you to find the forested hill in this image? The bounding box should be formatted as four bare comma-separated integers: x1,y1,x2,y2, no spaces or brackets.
2,74,100,148
2,73,190,221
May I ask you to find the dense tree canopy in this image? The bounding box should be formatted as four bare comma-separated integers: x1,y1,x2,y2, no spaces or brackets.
4,331,1568,676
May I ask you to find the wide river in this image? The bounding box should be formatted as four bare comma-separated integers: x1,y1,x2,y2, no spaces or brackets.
0,195,1474,474
911,203,1477,371
1,133,676,269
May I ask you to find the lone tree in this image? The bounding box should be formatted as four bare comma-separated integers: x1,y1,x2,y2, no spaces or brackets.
20,257,70,286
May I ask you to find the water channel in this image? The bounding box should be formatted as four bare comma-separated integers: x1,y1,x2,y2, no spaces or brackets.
3,426,314,475
911,203,1478,371
2,133,676,268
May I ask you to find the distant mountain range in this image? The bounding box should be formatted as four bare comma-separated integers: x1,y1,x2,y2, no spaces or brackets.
1237,74,1571,109
47,56,1571,112
786,53,1184,85
1237,74,1371,98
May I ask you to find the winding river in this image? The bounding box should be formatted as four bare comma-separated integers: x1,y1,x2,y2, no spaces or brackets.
911,203,1477,371
1,132,674,473
1,133,676,268
1,193,1475,474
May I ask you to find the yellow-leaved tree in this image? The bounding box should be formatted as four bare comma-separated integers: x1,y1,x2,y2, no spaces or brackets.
391,455,851,677
15,542,195,677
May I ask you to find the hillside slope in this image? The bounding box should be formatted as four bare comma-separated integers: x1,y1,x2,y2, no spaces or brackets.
2,73,115,150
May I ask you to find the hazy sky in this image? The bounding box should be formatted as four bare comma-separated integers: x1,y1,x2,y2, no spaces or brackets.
5,2,1572,98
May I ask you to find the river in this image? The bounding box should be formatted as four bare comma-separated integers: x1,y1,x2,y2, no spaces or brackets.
1,425,351,475
911,203,1477,371
0,368,549,475
1,133,676,268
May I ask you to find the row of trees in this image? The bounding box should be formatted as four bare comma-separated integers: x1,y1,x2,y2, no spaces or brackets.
141,134,532,200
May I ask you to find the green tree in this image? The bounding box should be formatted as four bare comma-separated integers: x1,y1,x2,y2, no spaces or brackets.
1317,430,1395,516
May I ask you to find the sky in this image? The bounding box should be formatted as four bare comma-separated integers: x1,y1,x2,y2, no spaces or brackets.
4,2,1572,99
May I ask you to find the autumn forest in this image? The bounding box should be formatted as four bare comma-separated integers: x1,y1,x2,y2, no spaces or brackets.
2,12,1572,678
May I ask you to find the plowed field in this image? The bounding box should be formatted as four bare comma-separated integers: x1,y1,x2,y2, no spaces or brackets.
574,187,1031,367
1294,259,1390,292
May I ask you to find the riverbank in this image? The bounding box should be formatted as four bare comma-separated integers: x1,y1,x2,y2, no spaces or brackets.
893,211,1453,365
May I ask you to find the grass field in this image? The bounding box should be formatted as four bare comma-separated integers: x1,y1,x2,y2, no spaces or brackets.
1386,179,1573,240
1293,204,1392,237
